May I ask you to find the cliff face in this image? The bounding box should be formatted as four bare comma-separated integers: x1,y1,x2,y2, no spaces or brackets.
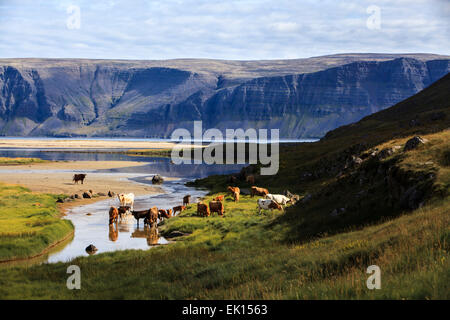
201,58,450,137
0,55,449,138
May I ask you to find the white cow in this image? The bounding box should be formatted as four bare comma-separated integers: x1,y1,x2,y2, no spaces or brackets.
118,193,135,210
265,194,291,206
257,198,283,214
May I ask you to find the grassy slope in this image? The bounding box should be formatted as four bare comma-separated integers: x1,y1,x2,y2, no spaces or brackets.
0,184,73,261
0,75,449,299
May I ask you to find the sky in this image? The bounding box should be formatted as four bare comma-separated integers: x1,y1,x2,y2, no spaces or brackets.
0,0,449,60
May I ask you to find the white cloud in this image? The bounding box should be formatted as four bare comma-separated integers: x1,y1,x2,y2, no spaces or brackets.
269,22,299,32
0,0,448,60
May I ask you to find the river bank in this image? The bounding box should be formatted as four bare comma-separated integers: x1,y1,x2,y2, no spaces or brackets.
0,160,164,195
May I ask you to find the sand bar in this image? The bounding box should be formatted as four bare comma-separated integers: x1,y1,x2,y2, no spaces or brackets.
0,160,162,196
0,139,181,150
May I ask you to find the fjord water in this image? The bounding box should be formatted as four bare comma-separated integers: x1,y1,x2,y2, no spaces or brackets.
0,148,245,264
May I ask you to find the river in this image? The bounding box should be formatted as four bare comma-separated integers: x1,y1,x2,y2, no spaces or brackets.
0,148,245,265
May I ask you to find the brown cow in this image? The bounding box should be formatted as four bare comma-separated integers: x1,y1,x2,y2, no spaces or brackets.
109,206,119,225
73,174,86,184
145,207,159,226
183,195,191,206
251,186,269,197
118,206,130,221
209,201,225,216
158,209,171,220
173,205,186,215
233,191,240,202
132,209,150,227
197,202,210,217
246,175,255,184
227,186,240,195
213,195,224,202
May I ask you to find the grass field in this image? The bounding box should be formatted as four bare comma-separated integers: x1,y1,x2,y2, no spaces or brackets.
0,189,447,299
0,157,48,165
0,183,73,261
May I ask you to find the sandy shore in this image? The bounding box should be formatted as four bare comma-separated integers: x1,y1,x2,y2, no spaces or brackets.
0,160,163,196
0,139,204,150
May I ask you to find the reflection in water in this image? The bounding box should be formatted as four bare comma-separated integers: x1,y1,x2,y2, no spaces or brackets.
108,223,119,242
117,222,131,233
131,225,159,246
0,149,245,179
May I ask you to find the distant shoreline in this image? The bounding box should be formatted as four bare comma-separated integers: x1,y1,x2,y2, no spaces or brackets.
0,137,318,149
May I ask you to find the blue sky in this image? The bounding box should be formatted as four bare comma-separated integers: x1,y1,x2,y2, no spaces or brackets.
0,0,448,60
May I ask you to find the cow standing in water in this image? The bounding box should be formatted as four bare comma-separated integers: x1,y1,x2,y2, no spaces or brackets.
118,193,135,211
109,207,119,225
73,174,86,184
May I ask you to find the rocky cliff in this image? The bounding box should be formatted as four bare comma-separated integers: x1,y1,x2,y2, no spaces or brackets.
0,54,449,138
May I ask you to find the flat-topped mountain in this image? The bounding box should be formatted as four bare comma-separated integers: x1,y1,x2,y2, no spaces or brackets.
0,53,449,138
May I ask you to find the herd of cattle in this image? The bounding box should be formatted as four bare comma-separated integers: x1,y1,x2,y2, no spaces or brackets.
107,185,297,227
197,185,294,216
108,193,187,227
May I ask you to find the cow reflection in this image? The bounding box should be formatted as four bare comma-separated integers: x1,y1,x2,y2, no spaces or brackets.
118,222,130,233
131,225,159,246
108,223,119,242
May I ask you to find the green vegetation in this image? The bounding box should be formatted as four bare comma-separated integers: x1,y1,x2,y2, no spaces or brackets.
125,148,173,157
0,186,447,299
0,75,449,299
0,184,73,261
0,157,48,165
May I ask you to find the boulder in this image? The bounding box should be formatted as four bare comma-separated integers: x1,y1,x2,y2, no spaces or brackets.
82,191,92,199
404,136,427,152
108,191,115,197
378,147,395,159
152,175,164,184
85,244,98,255
74,193,82,199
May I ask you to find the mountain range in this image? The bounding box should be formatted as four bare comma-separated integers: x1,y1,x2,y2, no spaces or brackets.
0,53,449,138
